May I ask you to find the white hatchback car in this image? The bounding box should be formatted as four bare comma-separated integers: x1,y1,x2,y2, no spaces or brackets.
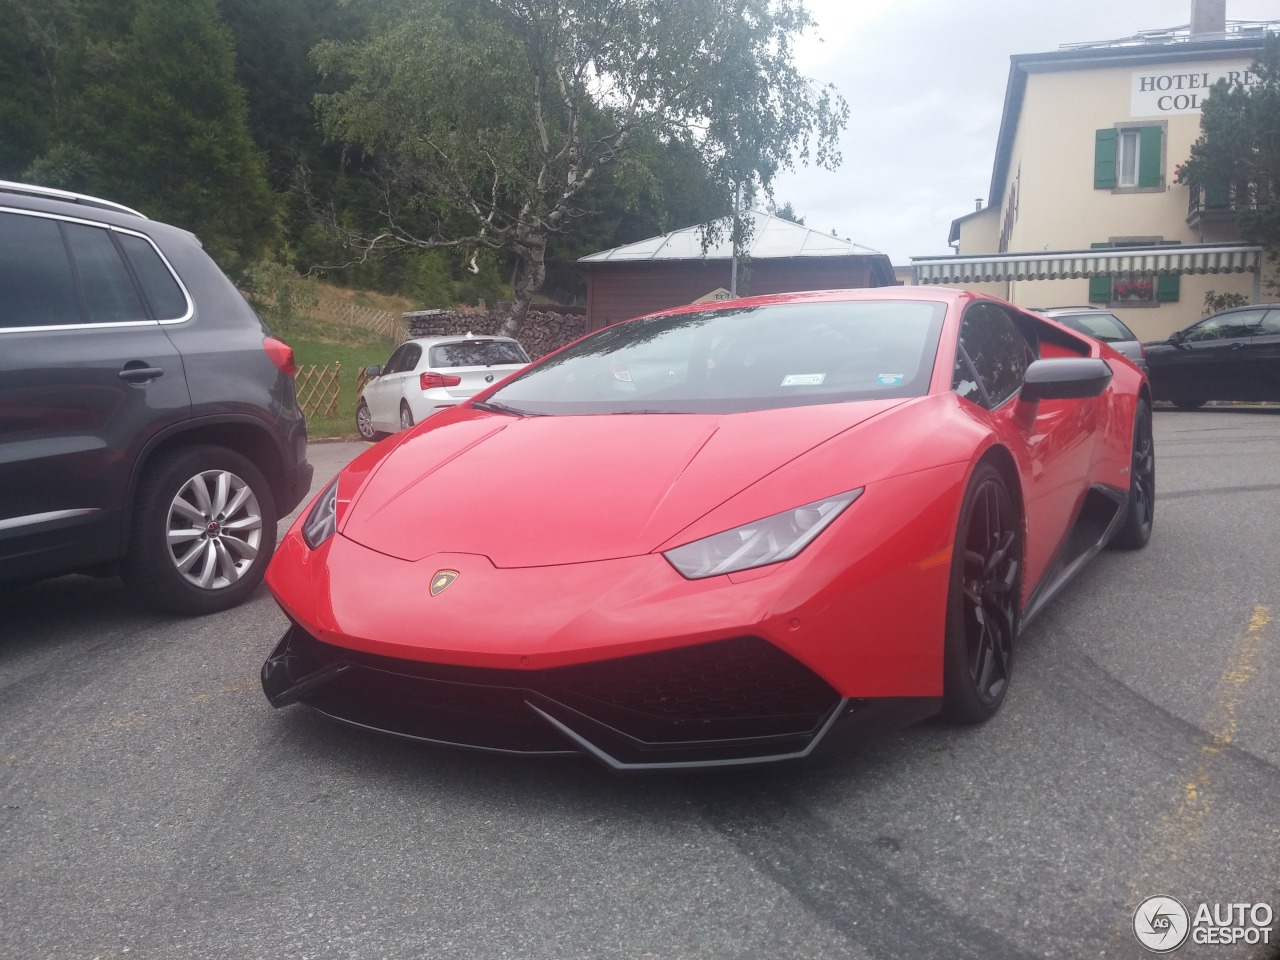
356,334,531,439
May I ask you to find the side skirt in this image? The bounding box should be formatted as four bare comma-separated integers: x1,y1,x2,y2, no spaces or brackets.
1022,483,1128,627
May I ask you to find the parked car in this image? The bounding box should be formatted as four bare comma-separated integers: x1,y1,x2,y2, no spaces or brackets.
0,180,313,614
262,288,1153,769
1143,304,1280,410
1034,306,1146,371
356,334,531,439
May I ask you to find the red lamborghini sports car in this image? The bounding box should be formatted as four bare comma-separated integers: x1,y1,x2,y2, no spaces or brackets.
261,288,1153,769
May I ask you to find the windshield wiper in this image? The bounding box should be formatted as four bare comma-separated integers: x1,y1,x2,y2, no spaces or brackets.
470,399,540,417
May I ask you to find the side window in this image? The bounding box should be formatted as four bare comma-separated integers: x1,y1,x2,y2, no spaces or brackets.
952,349,984,405
63,223,147,324
1186,310,1267,342
400,344,422,371
118,233,189,320
383,345,411,374
1260,310,1280,335
956,303,1031,408
0,211,81,328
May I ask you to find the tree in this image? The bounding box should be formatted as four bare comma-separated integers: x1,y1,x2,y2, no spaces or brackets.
76,0,279,268
773,201,804,224
312,0,847,334
1177,36,1280,286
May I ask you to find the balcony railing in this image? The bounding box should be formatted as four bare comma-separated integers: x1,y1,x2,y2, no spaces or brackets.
1186,180,1269,228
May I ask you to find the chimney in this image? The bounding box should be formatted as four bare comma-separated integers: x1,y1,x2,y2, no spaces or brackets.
974,198,984,211
1190,0,1226,38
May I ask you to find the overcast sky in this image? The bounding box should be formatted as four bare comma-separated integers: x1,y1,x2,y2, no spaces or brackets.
770,0,1279,264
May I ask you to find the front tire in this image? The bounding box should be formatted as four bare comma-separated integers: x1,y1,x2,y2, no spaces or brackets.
1172,395,1205,411
940,462,1022,724
1111,398,1155,549
355,398,377,441
123,445,278,615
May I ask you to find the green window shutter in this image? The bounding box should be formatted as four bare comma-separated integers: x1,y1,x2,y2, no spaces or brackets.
1094,129,1117,188
1088,242,1112,302
1138,126,1163,187
1206,182,1230,207
1157,240,1180,301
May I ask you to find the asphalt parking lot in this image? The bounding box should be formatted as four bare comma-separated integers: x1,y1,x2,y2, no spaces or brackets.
2,409,1278,960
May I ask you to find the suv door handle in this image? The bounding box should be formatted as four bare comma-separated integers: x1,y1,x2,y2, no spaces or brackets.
119,364,165,383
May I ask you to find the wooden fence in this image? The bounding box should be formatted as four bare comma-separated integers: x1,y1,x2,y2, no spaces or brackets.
314,300,409,344
295,362,342,419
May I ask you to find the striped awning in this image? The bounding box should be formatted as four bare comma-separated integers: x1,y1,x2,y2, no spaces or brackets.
911,244,1262,285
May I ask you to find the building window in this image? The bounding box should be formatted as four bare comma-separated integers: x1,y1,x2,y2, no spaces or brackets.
1087,240,1181,305
1094,125,1165,190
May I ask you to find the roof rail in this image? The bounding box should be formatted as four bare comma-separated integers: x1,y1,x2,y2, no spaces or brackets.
0,179,147,219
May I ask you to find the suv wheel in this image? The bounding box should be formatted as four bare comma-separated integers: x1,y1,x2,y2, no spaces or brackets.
123,445,278,614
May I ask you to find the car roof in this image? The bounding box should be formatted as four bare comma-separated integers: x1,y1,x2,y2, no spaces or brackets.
405,334,524,348
0,179,147,219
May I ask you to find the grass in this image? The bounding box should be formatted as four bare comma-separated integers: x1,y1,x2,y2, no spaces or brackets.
265,296,401,439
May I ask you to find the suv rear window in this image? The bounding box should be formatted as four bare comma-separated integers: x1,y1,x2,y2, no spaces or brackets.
1053,312,1134,343
430,340,529,367
118,233,189,321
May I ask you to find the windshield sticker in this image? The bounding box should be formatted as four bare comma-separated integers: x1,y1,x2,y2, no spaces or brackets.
781,373,826,387
876,373,905,386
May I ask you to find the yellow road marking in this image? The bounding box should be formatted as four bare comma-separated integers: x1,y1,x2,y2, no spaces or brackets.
1115,604,1274,945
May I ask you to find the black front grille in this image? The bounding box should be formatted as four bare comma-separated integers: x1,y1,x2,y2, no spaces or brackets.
541,636,840,741
264,626,843,766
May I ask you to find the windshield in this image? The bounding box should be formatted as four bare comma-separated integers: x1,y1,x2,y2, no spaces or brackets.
486,300,947,415
429,340,530,367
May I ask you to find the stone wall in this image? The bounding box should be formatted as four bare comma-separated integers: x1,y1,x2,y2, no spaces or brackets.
405,309,587,359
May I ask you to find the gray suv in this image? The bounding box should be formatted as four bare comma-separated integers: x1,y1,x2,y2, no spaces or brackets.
0,181,312,613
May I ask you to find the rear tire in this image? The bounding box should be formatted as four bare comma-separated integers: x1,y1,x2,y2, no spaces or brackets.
123,445,278,615
940,462,1021,724
1111,398,1155,550
399,401,415,431
1172,395,1205,411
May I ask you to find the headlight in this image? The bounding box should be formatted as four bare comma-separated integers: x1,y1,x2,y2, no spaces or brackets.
301,477,339,549
663,489,863,579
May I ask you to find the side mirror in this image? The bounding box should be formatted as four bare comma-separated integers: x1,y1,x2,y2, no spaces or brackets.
1170,330,1187,347
364,364,382,378
1019,358,1112,402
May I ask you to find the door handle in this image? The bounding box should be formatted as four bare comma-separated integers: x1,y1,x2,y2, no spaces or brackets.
119,364,165,383
1230,342,1243,350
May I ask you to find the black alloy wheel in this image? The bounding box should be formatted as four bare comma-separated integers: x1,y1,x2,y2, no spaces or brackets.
1112,398,1155,549
941,462,1021,723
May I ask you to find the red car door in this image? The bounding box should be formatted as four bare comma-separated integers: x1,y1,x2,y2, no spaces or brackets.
953,302,1099,599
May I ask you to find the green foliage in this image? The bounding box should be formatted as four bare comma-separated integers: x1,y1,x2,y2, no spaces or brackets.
243,259,320,321
312,0,847,332
1202,290,1251,316
1180,36,1280,263
773,201,805,225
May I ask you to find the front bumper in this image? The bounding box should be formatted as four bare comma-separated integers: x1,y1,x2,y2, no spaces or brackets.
262,622,937,769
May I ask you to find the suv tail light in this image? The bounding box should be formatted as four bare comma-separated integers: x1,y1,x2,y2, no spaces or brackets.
263,337,296,377
421,371,462,389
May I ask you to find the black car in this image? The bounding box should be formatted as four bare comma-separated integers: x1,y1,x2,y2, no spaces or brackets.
0,180,313,613
1143,304,1280,410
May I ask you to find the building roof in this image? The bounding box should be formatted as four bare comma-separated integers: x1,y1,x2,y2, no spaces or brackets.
578,209,883,263
986,24,1278,205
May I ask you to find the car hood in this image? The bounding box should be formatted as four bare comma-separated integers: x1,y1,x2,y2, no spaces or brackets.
340,400,906,567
